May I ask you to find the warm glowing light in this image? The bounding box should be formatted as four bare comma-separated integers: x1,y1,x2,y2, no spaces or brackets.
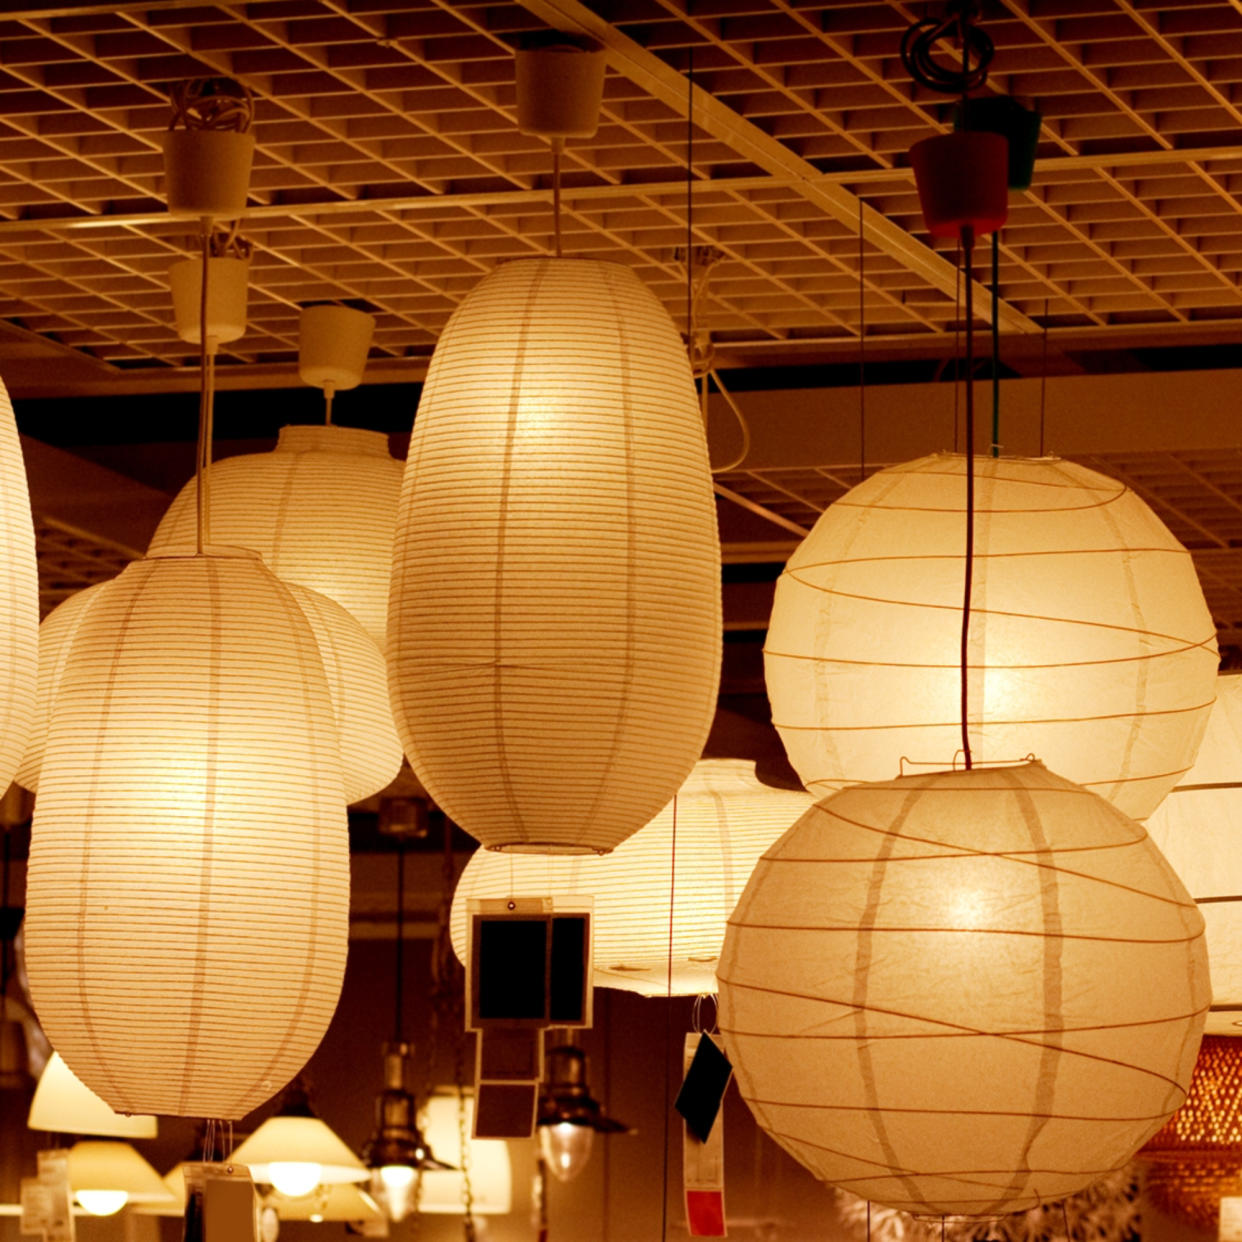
75,1190,128,1217
267,1162,323,1199
374,1164,417,1223
539,1123,594,1183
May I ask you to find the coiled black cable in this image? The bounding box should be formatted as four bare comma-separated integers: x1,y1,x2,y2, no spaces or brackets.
900,2,994,95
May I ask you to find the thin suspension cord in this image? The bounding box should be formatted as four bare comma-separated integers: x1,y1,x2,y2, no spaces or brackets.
194,223,214,553
1039,296,1049,457
960,225,977,771
0,826,9,1042
858,194,866,482
685,48,694,344
394,836,406,1044
552,139,563,258
660,793,678,1242
991,229,1000,456
952,245,962,453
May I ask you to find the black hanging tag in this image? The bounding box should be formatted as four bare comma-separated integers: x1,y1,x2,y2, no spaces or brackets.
675,1032,733,1144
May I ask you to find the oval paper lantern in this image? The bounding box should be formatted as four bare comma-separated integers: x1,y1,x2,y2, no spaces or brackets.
765,454,1218,819
1148,672,1242,1035
450,759,812,995
0,372,38,791
717,760,1208,1217
149,424,403,649
389,257,721,853
25,548,350,1119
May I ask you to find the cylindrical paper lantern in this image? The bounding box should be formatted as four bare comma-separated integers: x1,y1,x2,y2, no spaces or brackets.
1147,672,1242,1035
19,576,401,805
25,548,350,1120
450,759,811,995
0,372,38,793
389,257,721,853
765,454,1218,819
718,760,1209,1217
149,424,403,649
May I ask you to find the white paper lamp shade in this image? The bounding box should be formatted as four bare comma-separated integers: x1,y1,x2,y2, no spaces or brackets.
233,1115,368,1189
67,1141,177,1214
28,1052,157,1139
149,424,403,649
1147,672,1242,1035
765,454,1218,819
450,759,812,995
0,373,39,792
25,548,350,1120
389,256,721,853
717,760,1209,1217
418,1092,511,1216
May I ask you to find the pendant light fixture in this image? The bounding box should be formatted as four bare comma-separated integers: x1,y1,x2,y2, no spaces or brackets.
1147,671,1242,1034
721,9,1209,1219
24,78,351,1121
536,1043,628,1184
65,1140,176,1217
449,759,812,996
388,39,721,853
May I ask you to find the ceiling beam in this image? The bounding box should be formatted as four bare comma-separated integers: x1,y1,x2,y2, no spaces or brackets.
516,0,1038,335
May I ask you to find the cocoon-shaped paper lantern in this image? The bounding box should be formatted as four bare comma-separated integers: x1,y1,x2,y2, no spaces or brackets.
0,373,38,791
450,760,812,995
765,454,1217,819
389,257,721,853
25,548,350,1120
717,761,1209,1217
1148,673,1242,1035
149,424,403,649
19,576,399,805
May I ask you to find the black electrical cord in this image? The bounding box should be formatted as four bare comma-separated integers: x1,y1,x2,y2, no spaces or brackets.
900,1,993,96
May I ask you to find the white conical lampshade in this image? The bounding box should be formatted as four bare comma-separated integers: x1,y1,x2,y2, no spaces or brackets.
418,1092,511,1216
450,759,812,995
765,454,1218,819
25,548,350,1120
67,1141,177,1215
28,1052,157,1139
1148,671,1242,1035
389,256,721,853
267,1182,385,1223
718,760,1209,1217
149,424,403,649
234,1114,369,1190
0,371,39,793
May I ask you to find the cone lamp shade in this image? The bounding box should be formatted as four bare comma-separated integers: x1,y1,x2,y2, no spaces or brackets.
1147,673,1242,1035
24,548,350,1119
765,454,1218,820
389,257,721,853
0,371,39,794
267,1182,384,1223
418,1092,511,1215
66,1141,177,1216
717,761,1209,1217
28,1052,157,1139
149,424,403,650
450,759,812,995
233,1114,368,1192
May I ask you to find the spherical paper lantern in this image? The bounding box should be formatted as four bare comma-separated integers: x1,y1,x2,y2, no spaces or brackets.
149,424,403,649
765,454,1218,819
25,548,350,1120
450,759,812,995
1148,672,1242,1035
717,760,1209,1217
389,257,721,853
0,371,38,792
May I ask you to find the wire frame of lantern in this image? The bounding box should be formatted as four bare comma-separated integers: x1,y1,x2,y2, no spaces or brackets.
0,371,38,794
149,424,404,650
765,454,1218,820
17,576,399,806
388,256,721,854
24,548,350,1120
1147,672,1242,1035
717,760,1209,1218
450,759,812,995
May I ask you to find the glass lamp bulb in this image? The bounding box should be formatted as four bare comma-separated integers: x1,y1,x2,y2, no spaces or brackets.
75,1190,129,1217
267,1161,324,1198
539,1122,594,1183
373,1164,418,1222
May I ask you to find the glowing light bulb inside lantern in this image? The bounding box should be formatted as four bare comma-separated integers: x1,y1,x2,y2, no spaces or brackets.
539,1122,594,1182
376,1164,418,1222
75,1190,129,1217
267,1162,323,1198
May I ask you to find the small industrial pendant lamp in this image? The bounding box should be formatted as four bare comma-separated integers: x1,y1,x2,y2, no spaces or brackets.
536,1043,628,1184
388,45,720,853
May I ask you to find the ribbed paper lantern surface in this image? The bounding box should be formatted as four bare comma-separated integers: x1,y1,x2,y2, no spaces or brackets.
765,454,1217,819
390,257,721,853
1148,674,1242,1035
717,761,1208,1217
149,424,403,649
450,760,811,995
0,372,38,792
25,548,350,1120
